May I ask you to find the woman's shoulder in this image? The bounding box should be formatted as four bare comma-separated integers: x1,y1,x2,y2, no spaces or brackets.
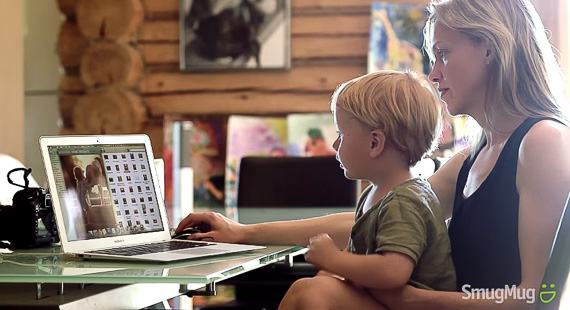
521,118,570,154
517,118,570,190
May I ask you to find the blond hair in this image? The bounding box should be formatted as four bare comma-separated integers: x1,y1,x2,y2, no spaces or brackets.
423,0,568,147
331,70,443,166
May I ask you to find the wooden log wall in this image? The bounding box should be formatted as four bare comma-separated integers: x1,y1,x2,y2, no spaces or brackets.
56,0,428,157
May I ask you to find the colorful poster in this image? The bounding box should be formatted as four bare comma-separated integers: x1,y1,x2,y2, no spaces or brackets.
287,113,337,157
368,2,428,74
166,113,342,214
163,115,228,217
224,115,288,208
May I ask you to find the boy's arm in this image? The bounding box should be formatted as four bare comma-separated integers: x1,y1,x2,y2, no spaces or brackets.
177,211,355,247
306,233,414,289
306,193,443,290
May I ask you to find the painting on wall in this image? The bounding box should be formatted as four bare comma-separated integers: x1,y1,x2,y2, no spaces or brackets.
368,2,429,74
180,0,291,71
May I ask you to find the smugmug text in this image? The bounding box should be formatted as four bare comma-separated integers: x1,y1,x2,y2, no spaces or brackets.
461,284,535,304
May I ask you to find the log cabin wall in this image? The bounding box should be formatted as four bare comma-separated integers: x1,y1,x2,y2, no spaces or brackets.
56,0,428,157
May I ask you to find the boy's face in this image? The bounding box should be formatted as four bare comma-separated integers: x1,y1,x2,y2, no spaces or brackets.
333,107,372,180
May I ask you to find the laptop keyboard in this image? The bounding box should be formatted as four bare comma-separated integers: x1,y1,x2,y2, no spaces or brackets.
86,240,213,256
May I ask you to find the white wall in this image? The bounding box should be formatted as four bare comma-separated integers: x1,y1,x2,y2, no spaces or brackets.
0,1,24,162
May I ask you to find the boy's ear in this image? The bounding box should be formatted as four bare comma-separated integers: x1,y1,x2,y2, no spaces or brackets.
370,130,386,157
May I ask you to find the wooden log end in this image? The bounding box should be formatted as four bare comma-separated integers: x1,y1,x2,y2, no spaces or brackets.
80,42,144,88
59,93,83,128
73,89,148,134
59,75,86,93
57,0,79,17
76,0,144,41
57,20,90,68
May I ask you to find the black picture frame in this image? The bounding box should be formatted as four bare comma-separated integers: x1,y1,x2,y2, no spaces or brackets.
180,0,291,71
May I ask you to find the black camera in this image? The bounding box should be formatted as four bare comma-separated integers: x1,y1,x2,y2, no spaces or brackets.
0,168,59,248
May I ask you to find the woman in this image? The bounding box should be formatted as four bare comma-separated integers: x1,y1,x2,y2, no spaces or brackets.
177,0,570,308
373,0,570,308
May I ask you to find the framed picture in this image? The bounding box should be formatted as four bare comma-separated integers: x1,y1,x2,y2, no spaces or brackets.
180,0,291,71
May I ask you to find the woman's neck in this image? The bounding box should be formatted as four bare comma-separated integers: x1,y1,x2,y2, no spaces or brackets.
472,105,527,146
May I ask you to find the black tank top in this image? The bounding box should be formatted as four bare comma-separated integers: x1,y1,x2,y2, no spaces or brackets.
448,118,549,290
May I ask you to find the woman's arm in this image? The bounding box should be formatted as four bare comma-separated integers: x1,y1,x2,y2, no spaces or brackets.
176,211,355,248
516,120,570,295
428,149,468,220
379,286,537,310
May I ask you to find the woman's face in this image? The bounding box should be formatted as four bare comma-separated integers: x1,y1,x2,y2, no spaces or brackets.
332,107,371,180
428,22,490,117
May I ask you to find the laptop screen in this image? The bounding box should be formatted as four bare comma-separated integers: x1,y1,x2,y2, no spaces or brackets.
47,143,164,241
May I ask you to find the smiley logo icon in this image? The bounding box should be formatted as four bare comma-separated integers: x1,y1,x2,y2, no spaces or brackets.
540,284,556,304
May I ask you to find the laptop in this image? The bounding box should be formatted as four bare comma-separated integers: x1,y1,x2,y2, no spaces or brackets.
39,134,264,262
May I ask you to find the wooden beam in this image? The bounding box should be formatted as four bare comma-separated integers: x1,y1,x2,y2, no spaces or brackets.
293,36,368,58
139,65,366,94
139,20,179,41
292,14,370,35
139,36,368,65
138,14,371,42
141,0,376,15
139,43,179,65
141,0,178,14
145,92,333,116
141,0,428,14
292,0,428,8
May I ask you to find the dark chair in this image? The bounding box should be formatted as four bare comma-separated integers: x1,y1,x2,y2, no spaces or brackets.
237,155,358,208
537,193,570,310
196,155,358,310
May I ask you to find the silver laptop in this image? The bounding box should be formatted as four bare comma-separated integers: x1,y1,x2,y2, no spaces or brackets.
39,134,263,262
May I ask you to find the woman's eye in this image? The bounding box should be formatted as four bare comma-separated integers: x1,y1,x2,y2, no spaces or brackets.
437,49,447,60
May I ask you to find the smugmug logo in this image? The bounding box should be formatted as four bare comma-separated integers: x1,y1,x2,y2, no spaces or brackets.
462,284,557,304
540,284,556,304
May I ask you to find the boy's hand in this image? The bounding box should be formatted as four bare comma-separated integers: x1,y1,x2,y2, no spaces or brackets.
305,233,341,270
175,212,246,243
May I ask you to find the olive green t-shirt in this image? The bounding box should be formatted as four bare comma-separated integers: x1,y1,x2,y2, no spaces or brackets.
348,178,456,291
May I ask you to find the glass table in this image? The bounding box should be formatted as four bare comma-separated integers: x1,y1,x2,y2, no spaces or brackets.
0,245,305,309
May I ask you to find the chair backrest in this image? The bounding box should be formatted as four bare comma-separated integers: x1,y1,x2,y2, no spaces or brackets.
236,156,358,207
537,192,570,309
